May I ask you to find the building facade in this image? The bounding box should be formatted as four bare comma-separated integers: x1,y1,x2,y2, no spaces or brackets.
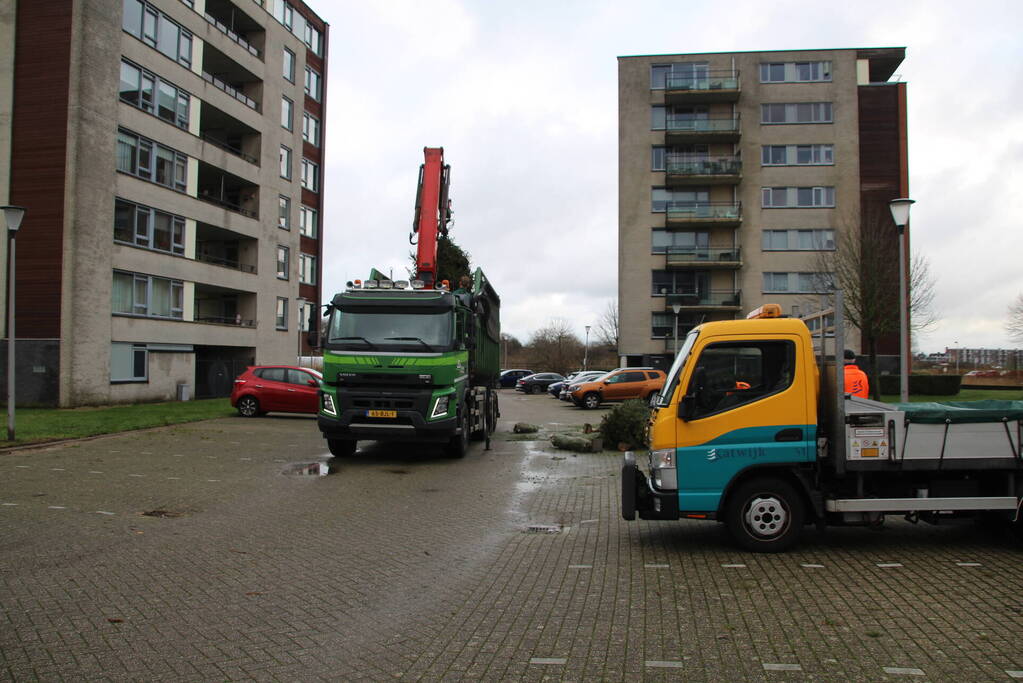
618,48,908,369
0,0,327,406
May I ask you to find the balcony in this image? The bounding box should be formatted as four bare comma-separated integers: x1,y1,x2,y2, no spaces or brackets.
664,289,741,310
665,115,741,144
201,43,262,112
194,284,257,327
665,156,741,186
664,71,740,103
665,202,741,228
199,101,261,165
203,0,265,59
195,222,257,273
197,162,259,219
665,247,741,269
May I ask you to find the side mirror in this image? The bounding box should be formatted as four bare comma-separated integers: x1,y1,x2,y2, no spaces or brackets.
307,331,319,349
307,379,318,387
677,393,695,421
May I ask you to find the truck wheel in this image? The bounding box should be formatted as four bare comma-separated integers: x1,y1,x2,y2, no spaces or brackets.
327,439,356,457
529,384,542,395
582,392,601,410
236,396,261,417
446,409,469,458
725,478,804,553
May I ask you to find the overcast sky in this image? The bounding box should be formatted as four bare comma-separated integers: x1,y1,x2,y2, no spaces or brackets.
310,0,1023,354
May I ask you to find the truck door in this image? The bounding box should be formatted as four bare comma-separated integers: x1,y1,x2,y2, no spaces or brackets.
603,370,647,401
675,336,813,512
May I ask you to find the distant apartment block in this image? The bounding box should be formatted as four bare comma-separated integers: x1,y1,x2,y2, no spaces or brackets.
0,0,328,405
617,48,908,369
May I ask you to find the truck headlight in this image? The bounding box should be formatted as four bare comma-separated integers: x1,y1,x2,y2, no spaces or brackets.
431,395,450,419
322,392,338,416
650,448,674,469
648,448,677,491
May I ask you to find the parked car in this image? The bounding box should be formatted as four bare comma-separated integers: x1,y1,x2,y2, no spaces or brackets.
516,372,565,394
499,369,534,388
231,365,323,417
552,370,608,399
569,367,666,409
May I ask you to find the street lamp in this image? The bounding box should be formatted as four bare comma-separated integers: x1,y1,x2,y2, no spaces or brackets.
3,206,26,441
296,296,306,365
672,303,682,356
889,198,914,403
583,325,591,371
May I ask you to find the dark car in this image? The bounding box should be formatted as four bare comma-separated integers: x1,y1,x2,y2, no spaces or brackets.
516,372,565,394
499,369,533,388
231,365,323,417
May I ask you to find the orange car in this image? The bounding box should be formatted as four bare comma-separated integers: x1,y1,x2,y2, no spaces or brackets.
569,367,666,409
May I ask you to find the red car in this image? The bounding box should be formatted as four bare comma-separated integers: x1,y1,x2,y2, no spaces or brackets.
231,365,323,417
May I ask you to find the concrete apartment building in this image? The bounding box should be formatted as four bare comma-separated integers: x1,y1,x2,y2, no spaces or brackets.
618,48,908,369
0,0,327,406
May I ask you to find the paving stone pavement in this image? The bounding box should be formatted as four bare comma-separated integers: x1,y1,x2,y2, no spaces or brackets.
1,391,1022,681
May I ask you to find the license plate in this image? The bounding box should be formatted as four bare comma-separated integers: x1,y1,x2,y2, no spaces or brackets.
366,410,397,418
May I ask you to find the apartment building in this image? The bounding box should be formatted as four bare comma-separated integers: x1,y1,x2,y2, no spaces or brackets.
0,0,327,406
618,48,908,369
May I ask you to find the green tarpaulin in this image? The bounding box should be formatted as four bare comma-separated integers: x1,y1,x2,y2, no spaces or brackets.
892,400,1023,424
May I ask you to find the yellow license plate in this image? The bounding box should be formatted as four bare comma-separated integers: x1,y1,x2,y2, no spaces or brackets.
367,410,397,418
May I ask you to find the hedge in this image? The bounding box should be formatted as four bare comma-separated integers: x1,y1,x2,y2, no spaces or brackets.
877,374,962,396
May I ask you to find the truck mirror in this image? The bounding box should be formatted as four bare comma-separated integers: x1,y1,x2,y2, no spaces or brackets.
307,331,319,349
677,394,695,421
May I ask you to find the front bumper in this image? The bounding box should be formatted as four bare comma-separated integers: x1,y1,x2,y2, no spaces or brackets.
621,451,680,521
318,410,458,442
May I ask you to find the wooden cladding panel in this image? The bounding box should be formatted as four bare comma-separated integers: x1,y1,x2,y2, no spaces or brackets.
9,1,74,339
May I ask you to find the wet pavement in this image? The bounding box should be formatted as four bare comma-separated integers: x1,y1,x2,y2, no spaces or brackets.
1,391,1022,681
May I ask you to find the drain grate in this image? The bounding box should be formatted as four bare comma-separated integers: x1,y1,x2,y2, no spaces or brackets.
526,524,566,534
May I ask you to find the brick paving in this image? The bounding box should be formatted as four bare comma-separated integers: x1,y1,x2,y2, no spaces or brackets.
1,392,1022,681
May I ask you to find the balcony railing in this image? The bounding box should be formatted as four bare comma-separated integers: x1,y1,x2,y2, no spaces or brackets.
665,72,739,92
665,156,741,177
200,133,259,165
663,289,742,308
194,315,256,327
196,252,257,273
202,71,260,112
664,247,741,267
665,202,742,222
204,13,261,58
198,192,259,219
665,116,740,134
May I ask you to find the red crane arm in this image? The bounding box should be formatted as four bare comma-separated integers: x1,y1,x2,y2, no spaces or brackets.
411,147,451,287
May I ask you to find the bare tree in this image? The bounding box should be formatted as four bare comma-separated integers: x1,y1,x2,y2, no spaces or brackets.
1007,294,1023,343
594,300,619,350
815,201,938,398
527,319,584,375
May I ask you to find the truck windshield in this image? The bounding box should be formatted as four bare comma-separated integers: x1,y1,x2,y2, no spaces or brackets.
327,309,452,352
656,329,699,406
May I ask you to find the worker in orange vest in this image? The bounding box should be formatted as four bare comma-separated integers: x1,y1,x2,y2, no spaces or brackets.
843,349,869,398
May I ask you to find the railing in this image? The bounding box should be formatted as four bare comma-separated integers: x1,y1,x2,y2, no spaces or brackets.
665,202,742,221
197,193,259,219
196,252,257,273
666,116,740,134
204,13,261,58
666,71,739,91
194,315,257,328
664,247,741,264
200,133,259,165
665,156,741,176
202,71,260,112
662,289,742,307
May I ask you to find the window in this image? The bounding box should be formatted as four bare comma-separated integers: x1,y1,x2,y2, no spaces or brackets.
283,47,295,82
303,23,322,55
762,272,832,293
651,105,708,131
651,312,700,339
281,96,293,130
112,270,183,319
761,144,833,166
652,270,708,297
761,229,835,251
299,253,316,285
117,129,187,191
760,102,832,124
276,245,290,279
280,145,292,179
299,300,315,332
650,62,709,89
304,65,321,101
760,61,831,83
761,186,835,208
299,205,318,238
301,158,319,191
122,0,192,67
279,195,291,229
111,343,148,382
276,297,288,330
114,198,185,255
651,187,709,213
273,1,293,30
302,112,320,146
651,230,709,254
686,340,796,418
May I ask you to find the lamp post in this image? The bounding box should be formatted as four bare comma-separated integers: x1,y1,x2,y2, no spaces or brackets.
583,325,591,371
296,296,306,365
672,303,682,356
954,340,960,375
3,206,26,441
889,198,914,403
